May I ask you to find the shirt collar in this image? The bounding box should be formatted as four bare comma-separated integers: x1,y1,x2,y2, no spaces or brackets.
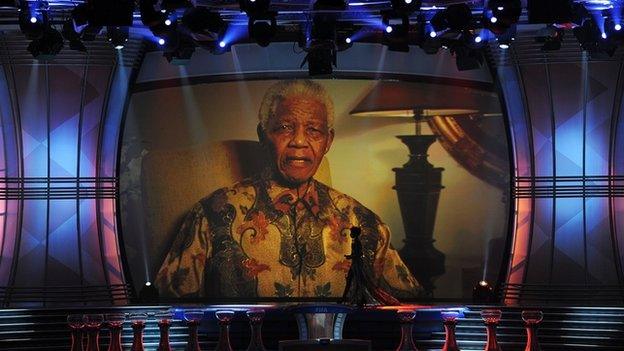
266,179,321,217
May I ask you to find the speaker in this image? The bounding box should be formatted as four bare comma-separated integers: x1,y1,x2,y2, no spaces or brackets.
279,339,371,351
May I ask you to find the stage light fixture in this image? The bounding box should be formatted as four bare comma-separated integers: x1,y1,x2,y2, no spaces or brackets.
472,280,495,303
239,0,271,16
301,40,336,76
574,18,618,58
535,25,565,51
389,0,421,16
486,0,521,34
158,38,166,45
28,26,64,60
181,6,225,39
71,3,90,27
106,26,129,50
19,4,47,40
449,41,484,71
382,14,410,52
140,0,167,27
61,19,87,52
430,3,473,33
249,15,277,47
87,0,135,27
139,281,159,303
164,33,196,65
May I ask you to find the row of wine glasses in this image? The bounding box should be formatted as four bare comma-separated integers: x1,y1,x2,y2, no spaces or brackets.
67,308,267,351
394,309,544,351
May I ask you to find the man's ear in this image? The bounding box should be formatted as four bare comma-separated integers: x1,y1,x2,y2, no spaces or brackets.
324,129,335,154
257,123,267,144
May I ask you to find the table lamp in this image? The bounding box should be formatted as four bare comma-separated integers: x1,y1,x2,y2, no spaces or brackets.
351,80,490,296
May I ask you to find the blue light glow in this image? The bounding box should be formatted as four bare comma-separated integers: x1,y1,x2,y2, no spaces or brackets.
220,23,247,48
30,16,37,24
386,25,393,33
616,24,622,31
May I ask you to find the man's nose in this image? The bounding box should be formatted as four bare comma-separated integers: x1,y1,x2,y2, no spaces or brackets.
289,126,308,147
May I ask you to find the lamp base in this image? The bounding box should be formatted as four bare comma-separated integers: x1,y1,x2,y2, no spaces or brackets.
393,134,445,296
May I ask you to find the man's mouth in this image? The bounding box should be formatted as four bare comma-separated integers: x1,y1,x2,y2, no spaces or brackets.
284,156,312,166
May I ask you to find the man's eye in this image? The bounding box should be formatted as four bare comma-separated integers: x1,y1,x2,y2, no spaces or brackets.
307,127,323,136
277,124,293,131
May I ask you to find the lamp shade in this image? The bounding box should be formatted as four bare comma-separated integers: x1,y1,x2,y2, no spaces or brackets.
350,80,498,117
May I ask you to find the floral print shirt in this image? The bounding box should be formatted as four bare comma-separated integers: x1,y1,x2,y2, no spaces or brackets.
155,176,422,299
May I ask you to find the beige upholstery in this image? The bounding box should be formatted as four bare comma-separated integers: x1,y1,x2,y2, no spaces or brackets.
141,140,332,278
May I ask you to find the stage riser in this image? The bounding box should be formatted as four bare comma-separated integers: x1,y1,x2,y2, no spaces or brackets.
0,306,622,351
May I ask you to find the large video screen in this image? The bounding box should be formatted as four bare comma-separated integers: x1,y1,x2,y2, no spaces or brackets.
120,78,509,301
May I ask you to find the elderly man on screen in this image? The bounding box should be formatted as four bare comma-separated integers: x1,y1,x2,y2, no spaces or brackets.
155,80,422,299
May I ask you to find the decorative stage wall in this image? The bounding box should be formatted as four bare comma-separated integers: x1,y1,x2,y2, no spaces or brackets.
497,34,624,303
0,33,143,306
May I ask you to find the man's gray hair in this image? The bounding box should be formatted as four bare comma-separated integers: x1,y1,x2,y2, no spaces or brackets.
258,80,335,130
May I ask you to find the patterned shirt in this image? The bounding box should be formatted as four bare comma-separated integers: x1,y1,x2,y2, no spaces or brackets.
155,175,422,299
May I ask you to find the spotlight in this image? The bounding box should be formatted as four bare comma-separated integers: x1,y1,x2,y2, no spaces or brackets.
164,33,196,65
499,43,509,49
88,0,135,27
158,38,165,45
19,5,48,40
389,0,421,16
28,26,64,60
345,37,351,44
382,14,410,52
165,19,172,26
219,40,226,48
486,0,521,34
106,26,129,50
248,14,277,47
474,36,482,43
301,40,336,76
430,3,473,32
574,18,618,58
139,281,159,303
616,24,622,31
472,280,495,303
429,31,437,38
181,7,225,39
450,41,484,70
62,19,87,52
140,0,167,27
535,25,564,51
239,0,271,17
386,25,393,33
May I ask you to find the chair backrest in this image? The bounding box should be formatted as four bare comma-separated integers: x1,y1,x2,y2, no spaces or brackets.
141,140,332,279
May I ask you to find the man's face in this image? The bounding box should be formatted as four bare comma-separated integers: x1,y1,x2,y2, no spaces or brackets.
264,95,334,185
